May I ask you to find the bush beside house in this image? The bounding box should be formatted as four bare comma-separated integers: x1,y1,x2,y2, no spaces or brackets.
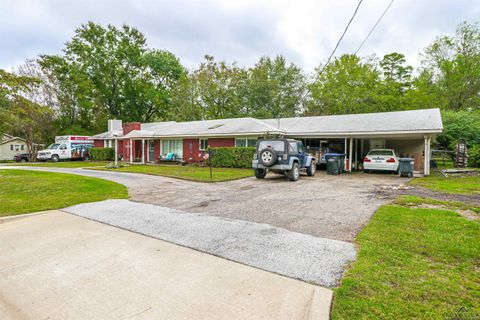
208,147,255,168
90,147,114,161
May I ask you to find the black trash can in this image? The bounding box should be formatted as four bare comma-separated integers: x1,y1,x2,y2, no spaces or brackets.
398,158,414,177
325,153,345,175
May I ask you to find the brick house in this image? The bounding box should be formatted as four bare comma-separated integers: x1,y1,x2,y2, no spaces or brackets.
91,108,443,175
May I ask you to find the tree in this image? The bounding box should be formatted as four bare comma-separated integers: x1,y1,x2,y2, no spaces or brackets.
0,69,53,159
191,55,247,119
376,53,414,111
246,55,306,118
420,21,480,111
307,54,381,115
170,74,203,121
39,22,185,132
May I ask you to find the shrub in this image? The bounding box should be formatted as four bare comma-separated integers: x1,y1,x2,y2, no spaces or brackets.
208,147,255,168
90,147,114,161
467,144,480,168
436,110,480,150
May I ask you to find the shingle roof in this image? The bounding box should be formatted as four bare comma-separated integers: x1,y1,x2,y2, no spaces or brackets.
141,117,284,138
263,108,443,136
94,108,443,139
91,130,123,139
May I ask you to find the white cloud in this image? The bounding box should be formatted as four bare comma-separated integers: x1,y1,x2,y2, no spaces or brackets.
0,0,478,72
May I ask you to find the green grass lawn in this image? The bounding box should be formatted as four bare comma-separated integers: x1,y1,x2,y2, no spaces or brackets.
0,169,128,217
410,172,480,195
4,161,109,168
332,203,480,319
94,164,253,182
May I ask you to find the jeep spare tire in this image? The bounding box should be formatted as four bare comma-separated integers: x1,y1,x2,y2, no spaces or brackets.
259,148,277,167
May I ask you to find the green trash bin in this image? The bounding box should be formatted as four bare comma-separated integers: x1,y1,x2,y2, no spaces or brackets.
398,158,414,177
325,153,345,175
326,157,339,175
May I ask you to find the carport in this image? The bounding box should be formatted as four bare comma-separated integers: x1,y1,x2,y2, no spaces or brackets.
264,109,442,175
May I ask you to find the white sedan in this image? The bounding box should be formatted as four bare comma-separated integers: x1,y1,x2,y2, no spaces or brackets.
363,149,399,173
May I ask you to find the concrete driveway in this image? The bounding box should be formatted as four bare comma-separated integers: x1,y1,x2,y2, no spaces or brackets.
0,211,332,320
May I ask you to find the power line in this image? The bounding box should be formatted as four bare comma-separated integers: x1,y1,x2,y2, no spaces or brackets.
318,0,364,76
355,0,394,55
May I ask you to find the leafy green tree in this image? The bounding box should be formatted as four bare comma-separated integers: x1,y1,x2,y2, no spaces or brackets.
39,22,185,132
421,21,480,111
435,110,480,150
307,54,381,115
376,52,414,111
246,55,306,118
0,69,54,157
191,55,247,119
170,74,203,121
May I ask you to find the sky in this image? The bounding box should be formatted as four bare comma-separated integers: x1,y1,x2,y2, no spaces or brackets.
1,0,479,72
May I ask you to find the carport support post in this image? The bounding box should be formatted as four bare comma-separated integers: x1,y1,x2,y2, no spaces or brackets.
141,139,145,164
424,135,431,176
146,139,149,163
129,139,133,163
114,138,118,166
349,138,353,172
344,138,347,170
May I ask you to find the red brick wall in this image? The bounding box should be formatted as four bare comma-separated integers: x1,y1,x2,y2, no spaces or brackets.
208,138,235,148
154,140,160,161
183,138,204,162
124,140,131,161
122,122,141,135
93,140,104,148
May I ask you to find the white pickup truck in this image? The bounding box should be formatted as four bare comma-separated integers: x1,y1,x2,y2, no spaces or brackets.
37,136,94,162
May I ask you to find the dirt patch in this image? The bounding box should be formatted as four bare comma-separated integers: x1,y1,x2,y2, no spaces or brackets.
400,203,479,221
374,184,480,207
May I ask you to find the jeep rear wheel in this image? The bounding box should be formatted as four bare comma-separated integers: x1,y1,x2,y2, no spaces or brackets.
259,148,277,167
306,161,316,176
287,162,299,181
51,154,59,162
254,168,267,179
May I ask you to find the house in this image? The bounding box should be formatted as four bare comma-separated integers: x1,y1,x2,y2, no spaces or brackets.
92,108,443,175
0,134,28,160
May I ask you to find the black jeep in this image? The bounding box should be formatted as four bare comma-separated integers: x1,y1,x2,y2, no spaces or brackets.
252,139,316,181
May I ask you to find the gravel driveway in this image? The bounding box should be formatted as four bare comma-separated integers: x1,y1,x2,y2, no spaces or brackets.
1,166,409,242
129,171,410,242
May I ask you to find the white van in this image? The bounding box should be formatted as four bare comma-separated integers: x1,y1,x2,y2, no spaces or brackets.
37,136,94,162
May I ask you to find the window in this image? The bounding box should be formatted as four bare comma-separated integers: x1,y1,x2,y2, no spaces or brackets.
297,142,304,153
161,139,183,159
21,145,24,151
367,149,393,156
258,140,285,152
10,145,13,151
235,138,257,148
104,139,114,148
288,142,298,153
199,139,208,151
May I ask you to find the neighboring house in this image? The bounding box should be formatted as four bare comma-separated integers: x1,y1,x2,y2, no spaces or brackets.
0,134,28,161
92,108,443,175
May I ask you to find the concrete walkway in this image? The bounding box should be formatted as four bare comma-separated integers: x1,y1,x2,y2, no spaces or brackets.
0,211,332,320
64,199,356,287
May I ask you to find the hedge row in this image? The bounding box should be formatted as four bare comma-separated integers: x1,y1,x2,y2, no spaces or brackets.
90,147,114,161
208,147,255,168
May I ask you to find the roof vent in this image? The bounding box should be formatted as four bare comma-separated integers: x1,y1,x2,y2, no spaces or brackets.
208,124,224,130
